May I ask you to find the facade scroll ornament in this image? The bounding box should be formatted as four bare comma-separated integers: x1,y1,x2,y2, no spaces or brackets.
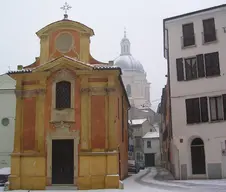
15,89,46,98
53,69,76,82
80,87,116,93
53,121,71,129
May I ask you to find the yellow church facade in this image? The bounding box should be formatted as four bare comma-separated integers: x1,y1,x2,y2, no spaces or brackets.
8,12,129,190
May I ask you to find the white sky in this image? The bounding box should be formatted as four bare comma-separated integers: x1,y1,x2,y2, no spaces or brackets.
1,0,225,109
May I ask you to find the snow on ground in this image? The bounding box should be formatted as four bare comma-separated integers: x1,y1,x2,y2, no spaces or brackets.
174,179,226,186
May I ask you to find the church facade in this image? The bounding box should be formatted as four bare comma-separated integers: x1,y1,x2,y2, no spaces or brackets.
8,14,129,190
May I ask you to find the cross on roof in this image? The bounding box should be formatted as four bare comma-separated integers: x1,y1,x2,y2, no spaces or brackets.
61,2,72,19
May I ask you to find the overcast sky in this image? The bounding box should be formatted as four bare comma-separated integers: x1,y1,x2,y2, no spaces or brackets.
1,0,225,110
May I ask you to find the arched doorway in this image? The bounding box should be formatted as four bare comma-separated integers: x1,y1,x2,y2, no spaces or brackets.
191,138,206,174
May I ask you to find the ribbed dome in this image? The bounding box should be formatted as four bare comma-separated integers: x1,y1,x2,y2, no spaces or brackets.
114,31,145,73
114,55,144,73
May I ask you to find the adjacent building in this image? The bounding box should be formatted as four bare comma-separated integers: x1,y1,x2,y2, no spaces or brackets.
0,74,16,169
128,118,160,168
162,4,226,180
8,11,130,190
143,130,160,167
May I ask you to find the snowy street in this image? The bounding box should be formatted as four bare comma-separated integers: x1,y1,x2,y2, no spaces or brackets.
1,167,226,192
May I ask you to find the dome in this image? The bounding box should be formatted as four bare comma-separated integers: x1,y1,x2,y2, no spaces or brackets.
114,55,144,73
114,30,145,73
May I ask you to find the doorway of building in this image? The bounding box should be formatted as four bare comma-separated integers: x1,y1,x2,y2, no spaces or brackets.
52,139,74,184
145,153,155,167
191,138,206,174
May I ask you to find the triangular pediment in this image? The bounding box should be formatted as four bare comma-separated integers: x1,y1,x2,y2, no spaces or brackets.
33,56,93,72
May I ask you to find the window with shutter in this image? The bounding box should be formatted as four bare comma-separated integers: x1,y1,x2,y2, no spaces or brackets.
176,58,184,81
185,98,200,124
55,81,71,109
222,94,226,120
205,52,220,77
197,54,205,78
200,97,208,122
209,96,223,121
203,18,217,43
185,57,198,80
182,23,195,47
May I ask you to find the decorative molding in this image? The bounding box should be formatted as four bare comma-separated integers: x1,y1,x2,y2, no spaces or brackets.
52,69,76,82
15,89,46,98
52,121,71,129
80,87,116,93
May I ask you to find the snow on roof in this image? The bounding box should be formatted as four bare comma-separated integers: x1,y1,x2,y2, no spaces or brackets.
142,110,149,112
142,132,159,139
0,167,10,175
128,118,147,125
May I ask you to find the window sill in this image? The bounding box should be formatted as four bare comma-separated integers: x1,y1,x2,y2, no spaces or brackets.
54,108,74,110
202,39,218,45
187,119,226,126
205,74,221,79
178,74,221,82
182,44,197,50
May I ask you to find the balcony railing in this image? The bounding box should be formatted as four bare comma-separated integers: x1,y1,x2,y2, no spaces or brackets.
202,29,217,44
181,34,196,49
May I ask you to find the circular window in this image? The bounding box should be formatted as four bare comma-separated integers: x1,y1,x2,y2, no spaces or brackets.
1,118,9,126
55,32,73,53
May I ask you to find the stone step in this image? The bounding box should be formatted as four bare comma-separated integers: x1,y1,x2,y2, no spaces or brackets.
46,185,78,190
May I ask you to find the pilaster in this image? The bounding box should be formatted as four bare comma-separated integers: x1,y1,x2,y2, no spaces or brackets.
40,35,49,64
13,79,23,153
80,76,90,150
79,33,90,63
36,81,46,153
108,76,117,150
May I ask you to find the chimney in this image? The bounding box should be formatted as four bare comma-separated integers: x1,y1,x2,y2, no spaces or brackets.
17,65,23,71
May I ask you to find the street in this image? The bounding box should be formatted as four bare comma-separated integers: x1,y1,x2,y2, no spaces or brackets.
123,167,226,192
1,167,226,192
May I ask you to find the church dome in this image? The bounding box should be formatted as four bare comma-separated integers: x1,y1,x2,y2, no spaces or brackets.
114,31,145,73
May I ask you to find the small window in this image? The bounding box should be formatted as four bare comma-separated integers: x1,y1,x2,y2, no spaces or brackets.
184,57,198,80
202,18,216,43
55,81,71,109
209,96,224,121
1,118,9,126
147,141,151,148
185,97,208,124
204,52,220,77
126,84,131,97
182,23,195,47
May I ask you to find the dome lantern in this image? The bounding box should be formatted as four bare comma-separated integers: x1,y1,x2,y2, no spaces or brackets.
114,30,145,73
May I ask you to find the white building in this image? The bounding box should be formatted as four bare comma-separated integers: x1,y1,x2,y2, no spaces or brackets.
163,4,226,180
143,131,160,167
114,31,151,109
129,118,157,168
0,74,16,168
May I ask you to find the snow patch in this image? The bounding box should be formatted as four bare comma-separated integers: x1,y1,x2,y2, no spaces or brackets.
0,168,10,175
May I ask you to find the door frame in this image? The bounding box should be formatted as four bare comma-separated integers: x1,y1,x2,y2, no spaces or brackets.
46,125,80,186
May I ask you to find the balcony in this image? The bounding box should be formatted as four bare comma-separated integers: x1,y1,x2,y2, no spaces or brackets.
202,30,217,44
181,35,196,49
